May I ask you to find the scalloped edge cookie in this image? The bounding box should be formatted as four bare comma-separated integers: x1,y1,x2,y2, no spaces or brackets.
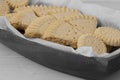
94,27,120,46
77,34,107,54
11,10,37,30
25,15,56,38
43,20,89,48
65,15,97,34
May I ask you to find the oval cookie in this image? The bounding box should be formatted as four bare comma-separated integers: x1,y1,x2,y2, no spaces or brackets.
94,27,120,46
77,34,107,54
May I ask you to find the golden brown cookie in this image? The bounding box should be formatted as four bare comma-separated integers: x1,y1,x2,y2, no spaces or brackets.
11,10,37,30
94,27,120,46
77,34,107,54
43,20,91,48
6,0,29,9
42,14,97,48
43,20,75,48
25,15,56,38
66,15,97,34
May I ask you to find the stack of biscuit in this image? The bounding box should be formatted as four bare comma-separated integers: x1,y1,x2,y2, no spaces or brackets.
0,0,120,54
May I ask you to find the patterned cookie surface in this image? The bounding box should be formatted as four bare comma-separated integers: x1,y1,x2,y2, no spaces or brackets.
43,20,75,48
43,20,90,48
11,10,37,30
6,0,29,9
42,15,97,48
0,0,9,16
66,15,97,34
77,34,107,54
25,15,56,38
94,27,120,46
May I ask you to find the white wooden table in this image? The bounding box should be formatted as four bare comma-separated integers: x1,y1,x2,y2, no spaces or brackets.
0,0,120,80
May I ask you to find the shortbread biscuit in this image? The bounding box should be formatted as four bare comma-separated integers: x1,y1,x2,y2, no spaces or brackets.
11,10,37,30
0,1,9,16
43,20,91,48
38,18,56,37
6,0,29,9
25,15,56,38
94,27,120,46
66,15,97,34
77,34,107,54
